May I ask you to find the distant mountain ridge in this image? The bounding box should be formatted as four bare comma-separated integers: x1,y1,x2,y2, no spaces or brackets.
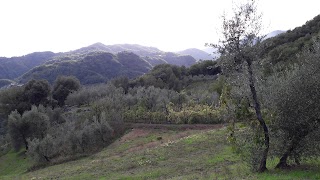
74,43,162,57
263,30,285,40
0,43,198,86
14,43,198,85
72,43,197,67
177,48,213,61
19,51,152,84
0,52,56,79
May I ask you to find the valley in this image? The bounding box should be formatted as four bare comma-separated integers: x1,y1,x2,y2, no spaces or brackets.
0,1,320,179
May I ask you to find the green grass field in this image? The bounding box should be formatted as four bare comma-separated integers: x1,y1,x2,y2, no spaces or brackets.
0,126,319,179
0,150,30,179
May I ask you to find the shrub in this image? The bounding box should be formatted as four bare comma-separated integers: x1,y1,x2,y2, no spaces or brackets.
27,135,57,163
168,104,222,124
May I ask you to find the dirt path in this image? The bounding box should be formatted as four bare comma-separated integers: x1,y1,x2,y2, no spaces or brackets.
125,123,225,130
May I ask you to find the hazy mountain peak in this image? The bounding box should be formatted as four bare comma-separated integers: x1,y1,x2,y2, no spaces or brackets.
89,42,108,48
263,30,285,40
178,48,213,61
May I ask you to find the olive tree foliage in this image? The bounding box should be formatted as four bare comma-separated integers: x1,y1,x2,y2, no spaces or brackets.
52,76,81,106
0,79,52,142
27,111,120,164
0,133,10,156
67,83,183,123
0,79,52,118
24,79,50,106
27,134,56,163
7,106,50,151
265,40,320,168
209,0,269,172
66,83,122,107
0,86,29,115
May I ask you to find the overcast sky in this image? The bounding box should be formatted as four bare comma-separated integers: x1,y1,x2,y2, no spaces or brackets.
0,0,319,57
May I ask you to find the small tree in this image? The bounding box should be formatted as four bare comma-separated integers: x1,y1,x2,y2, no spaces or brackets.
52,76,81,106
92,112,114,144
7,110,26,150
7,106,50,151
211,0,269,172
27,135,56,162
111,76,130,94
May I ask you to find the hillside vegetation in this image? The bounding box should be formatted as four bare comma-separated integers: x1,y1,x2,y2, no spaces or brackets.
73,43,197,67
19,51,152,84
260,15,320,74
0,4,320,179
0,52,56,79
0,43,198,87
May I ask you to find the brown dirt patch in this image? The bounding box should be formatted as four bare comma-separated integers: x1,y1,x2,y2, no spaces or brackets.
119,129,151,143
125,123,225,130
117,124,224,154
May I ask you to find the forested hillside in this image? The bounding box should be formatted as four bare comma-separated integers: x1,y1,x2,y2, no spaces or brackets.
260,15,320,73
73,43,197,67
0,44,197,88
0,52,56,79
19,51,152,84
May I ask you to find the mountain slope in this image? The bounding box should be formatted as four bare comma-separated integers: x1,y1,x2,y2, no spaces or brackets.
261,14,320,67
0,43,196,83
19,51,152,84
0,52,56,79
73,43,197,67
263,30,285,40
161,52,196,67
178,48,213,61
74,43,163,57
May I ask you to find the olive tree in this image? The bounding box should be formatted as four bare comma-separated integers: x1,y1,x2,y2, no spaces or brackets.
210,0,269,172
7,106,50,151
267,40,320,168
52,76,81,106
24,79,50,106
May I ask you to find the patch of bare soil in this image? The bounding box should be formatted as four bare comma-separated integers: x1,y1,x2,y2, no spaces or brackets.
116,123,225,154
125,123,225,130
118,129,152,143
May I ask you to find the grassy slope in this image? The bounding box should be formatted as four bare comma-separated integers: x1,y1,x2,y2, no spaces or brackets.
0,150,30,179
1,127,319,180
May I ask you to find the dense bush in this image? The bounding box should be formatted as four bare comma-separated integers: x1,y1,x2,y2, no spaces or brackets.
188,60,221,76
167,104,223,124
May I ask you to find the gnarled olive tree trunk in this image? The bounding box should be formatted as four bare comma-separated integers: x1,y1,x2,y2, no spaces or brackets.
246,59,269,172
